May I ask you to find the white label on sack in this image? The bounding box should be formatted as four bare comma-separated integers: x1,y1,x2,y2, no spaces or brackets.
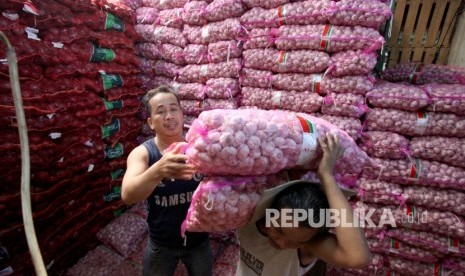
201,64,208,77
153,27,162,39
23,3,39,15
87,164,95,172
295,115,318,166
84,140,94,147
201,26,210,42
49,133,62,139
272,91,282,107
416,111,428,135
0,59,8,65
171,82,182,92
2,12,19,20
25,27,40,41
46,113,55,119
52,42,64,48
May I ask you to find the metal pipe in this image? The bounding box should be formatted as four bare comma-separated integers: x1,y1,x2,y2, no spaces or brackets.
0,31,47,275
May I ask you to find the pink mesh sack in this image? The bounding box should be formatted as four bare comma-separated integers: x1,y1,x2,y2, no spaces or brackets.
243,28,275,49
402,185,465,217
366,81,430,111
96,212,147,258
135,24,187,47
156,8,183,29
315,114,362,141
354,202,465,240
381,62,465,85
183,18,242,44
204,0,245,23
243,48,330,73
142,0,188,10
423,83,465,115
274,24,385,52
367,238,440,263
182,1,208,26
181,100,205,116
177,58,242,83
328,50,378,77
410,136,465,168
365,108,465,138
327,0,392,29
241,87,323,113
181,173,288,233
321,93,367,118
387,228,463,256
204,98,238,110
241,0,289,9
205,78,239,99
363,157,465,191
240,0,331,29
185,109,372,175
358,131,409,159
135,7,159,24
171,82,206,100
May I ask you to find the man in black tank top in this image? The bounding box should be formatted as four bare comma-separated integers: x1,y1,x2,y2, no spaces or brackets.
122,86,212,276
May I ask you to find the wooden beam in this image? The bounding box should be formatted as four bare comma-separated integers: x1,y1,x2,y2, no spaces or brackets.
401,0,421,46
400,48,412,63
448,10,465,66
389,0,408,46
437,47,451,65
423,48,437,63
412,47,425,62
437,0,462,47
425,1,448,47
412,0,434,46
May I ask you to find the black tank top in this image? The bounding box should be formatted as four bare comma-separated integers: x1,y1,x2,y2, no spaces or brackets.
143,138,208,249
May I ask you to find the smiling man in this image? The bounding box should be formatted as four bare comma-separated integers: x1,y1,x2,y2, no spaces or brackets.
122,86,212,276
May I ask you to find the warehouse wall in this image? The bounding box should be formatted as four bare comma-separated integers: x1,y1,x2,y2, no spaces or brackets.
448,10,465,66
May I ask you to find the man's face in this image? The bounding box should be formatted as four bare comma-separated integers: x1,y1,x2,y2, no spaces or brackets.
265,210,319,250
147,93,183,137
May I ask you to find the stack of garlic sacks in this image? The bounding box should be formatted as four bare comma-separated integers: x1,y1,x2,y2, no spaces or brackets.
0,0,144,273
130,0,245,126
328,63,465,275
126,0,390,275
239,0,389,141
166,0,390,232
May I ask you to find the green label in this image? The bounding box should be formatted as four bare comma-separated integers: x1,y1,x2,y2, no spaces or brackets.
104,143,124,159
105,12,125,31
102,74,123,90
90,45,115,62
113,208,125,218
103,98,123,111
110,169,125,180
101,118,120,139
103,186,121,202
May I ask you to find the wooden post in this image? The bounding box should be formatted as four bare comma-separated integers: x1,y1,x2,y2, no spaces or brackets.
448,10,465,67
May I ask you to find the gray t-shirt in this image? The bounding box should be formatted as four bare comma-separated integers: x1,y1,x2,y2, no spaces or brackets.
236,182,317,276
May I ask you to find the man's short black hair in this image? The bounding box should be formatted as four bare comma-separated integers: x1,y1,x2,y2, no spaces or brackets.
271,182,330,230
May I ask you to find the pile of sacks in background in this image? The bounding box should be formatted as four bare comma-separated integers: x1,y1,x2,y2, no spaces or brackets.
68,201,241,275
125,0,391,136
0,0,145,274
127,0,245,126
239,0,390,141
328,63,465,275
